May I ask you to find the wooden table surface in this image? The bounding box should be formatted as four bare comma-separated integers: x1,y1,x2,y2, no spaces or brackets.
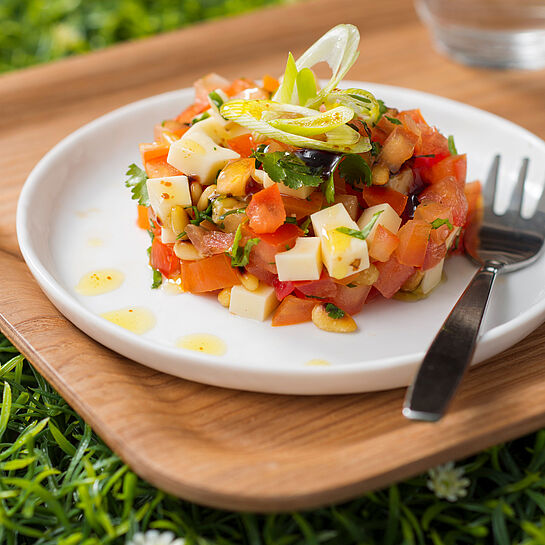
2,0,545,512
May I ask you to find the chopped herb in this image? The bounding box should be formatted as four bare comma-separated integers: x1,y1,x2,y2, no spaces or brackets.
285,216,298,224
300,217,311,234
219,207,246,220
371,141,382,157
336,210,383,240
385,116,402,125
176,231,186,240
151,268,162,289
375,99,388,123
208,90,224,110
147,218,155,242
338,154,372,188
325,303,345,319
432,218,454,230
146,246,152,258
191,111,210,125
229,224,260,267
252,150,324,190
448,135,458,155
124,163,149,206
188,203,214,225
347,283,358,288
285,244,291,250
414,154,436,158
305,294,326,300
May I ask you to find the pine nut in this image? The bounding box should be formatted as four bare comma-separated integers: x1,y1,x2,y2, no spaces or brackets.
311,304,357,333
218,288,231,307
173,241,203,261
371,162,390,186
239,272,259,291
197,184,217,211
190,181,203,205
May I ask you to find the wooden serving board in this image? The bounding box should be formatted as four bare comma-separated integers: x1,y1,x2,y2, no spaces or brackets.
2,0,545,512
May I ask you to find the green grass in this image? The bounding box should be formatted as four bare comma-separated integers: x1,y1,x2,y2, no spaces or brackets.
4,1,545,543
3,333,545,544
0,0,291,74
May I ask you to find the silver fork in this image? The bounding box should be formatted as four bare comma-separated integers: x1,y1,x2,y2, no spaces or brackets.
403,155,545,422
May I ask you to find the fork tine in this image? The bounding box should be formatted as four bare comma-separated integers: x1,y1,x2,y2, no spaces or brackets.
483,154,500,211
506,158,529,215
535,174,545,217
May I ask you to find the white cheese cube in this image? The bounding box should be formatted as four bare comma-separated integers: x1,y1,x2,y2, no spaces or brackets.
275,237,322,281
146,175,191,224
229,284,279,321
445,226,461,250
311,203,359,235
167,117,240,185
321,228,370,279
420,258,444,294
257,169,315,200
357,203,401,242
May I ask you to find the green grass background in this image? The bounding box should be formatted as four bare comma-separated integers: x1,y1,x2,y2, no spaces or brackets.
3,1,545,543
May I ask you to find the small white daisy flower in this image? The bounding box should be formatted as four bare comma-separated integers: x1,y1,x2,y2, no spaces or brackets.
427,461,470,502
127,530,186,545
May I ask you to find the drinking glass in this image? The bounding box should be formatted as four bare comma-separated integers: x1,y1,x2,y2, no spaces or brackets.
415,0,545,70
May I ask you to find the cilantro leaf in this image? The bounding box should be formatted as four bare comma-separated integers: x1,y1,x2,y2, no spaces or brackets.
253,151,324,190
448,135,458,155
325,303,345,319
385,116,402,125
125,163,149,206
151,268,162,289
338,154,372,188
431,218,454,230
229,224,260,267
336,210,384,240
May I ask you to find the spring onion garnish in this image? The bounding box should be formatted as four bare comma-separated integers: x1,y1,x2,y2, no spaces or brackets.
325,88,380,125
268,106,354,136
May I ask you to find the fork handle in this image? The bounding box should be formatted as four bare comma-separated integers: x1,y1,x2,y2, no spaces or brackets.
403,260,502,422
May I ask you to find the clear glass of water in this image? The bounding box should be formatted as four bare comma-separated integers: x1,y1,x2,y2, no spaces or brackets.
415,0,545,70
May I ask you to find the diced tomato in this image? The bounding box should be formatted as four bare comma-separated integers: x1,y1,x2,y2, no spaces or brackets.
181,253,240,293
295,271,338,299
282,192,323,220
380,126,420,173
422,239,447,270
137,205,150,229
225,78,256,97
272,295,315,326
273,277,295,301
430,224,451,245
246,184,287,234
419,176,469,226
414,202,454,225
398,109,429,130
362,186,408,216
139,142,170,162
226,134,258,158
368,225,399,262
262,75,280,93
415,127,450,158
244,223,303,274
154,120,189,143
465,180,482,223
395,219,431,267
424,154,467,186
373,257,415,299
329,284,371,315
245,253,277,285
144,157,182,178
150,238,180,278
175,103,208,124
185,224,235,256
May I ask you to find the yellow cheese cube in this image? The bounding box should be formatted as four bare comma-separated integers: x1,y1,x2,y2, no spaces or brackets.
229,284,279,321
311,203,359,235
321,228,369,279
421,259,444,294
275,237,322,281
146,175,191,224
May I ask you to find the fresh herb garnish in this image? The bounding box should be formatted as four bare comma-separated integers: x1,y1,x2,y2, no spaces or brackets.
375,99,388,123
413,154,436,158
229,224,260,267
336,210,383,240
338,154,372,188
385,116,402,125
431,218,454,230
176,231,187,240
151,268,162,289
252,150,324,190
208,90,224,110
188,203,214,225
448,135,458,155
285,216,298,224
300,217,311,234
370,141,382,157
125,163,149,206
347,283,358,288
325,303,345,319
191,111,210,125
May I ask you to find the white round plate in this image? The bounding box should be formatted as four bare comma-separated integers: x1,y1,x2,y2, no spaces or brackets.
17,82,545,394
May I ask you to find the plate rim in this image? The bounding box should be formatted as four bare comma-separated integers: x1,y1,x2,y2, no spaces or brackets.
16,81,545,393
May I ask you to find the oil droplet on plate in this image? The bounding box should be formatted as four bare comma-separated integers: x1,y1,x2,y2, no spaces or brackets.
177,334,226,356
76,208,100,218
87,237,103,247
305,359,331,366
76,269,124,295
101,307,156,334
